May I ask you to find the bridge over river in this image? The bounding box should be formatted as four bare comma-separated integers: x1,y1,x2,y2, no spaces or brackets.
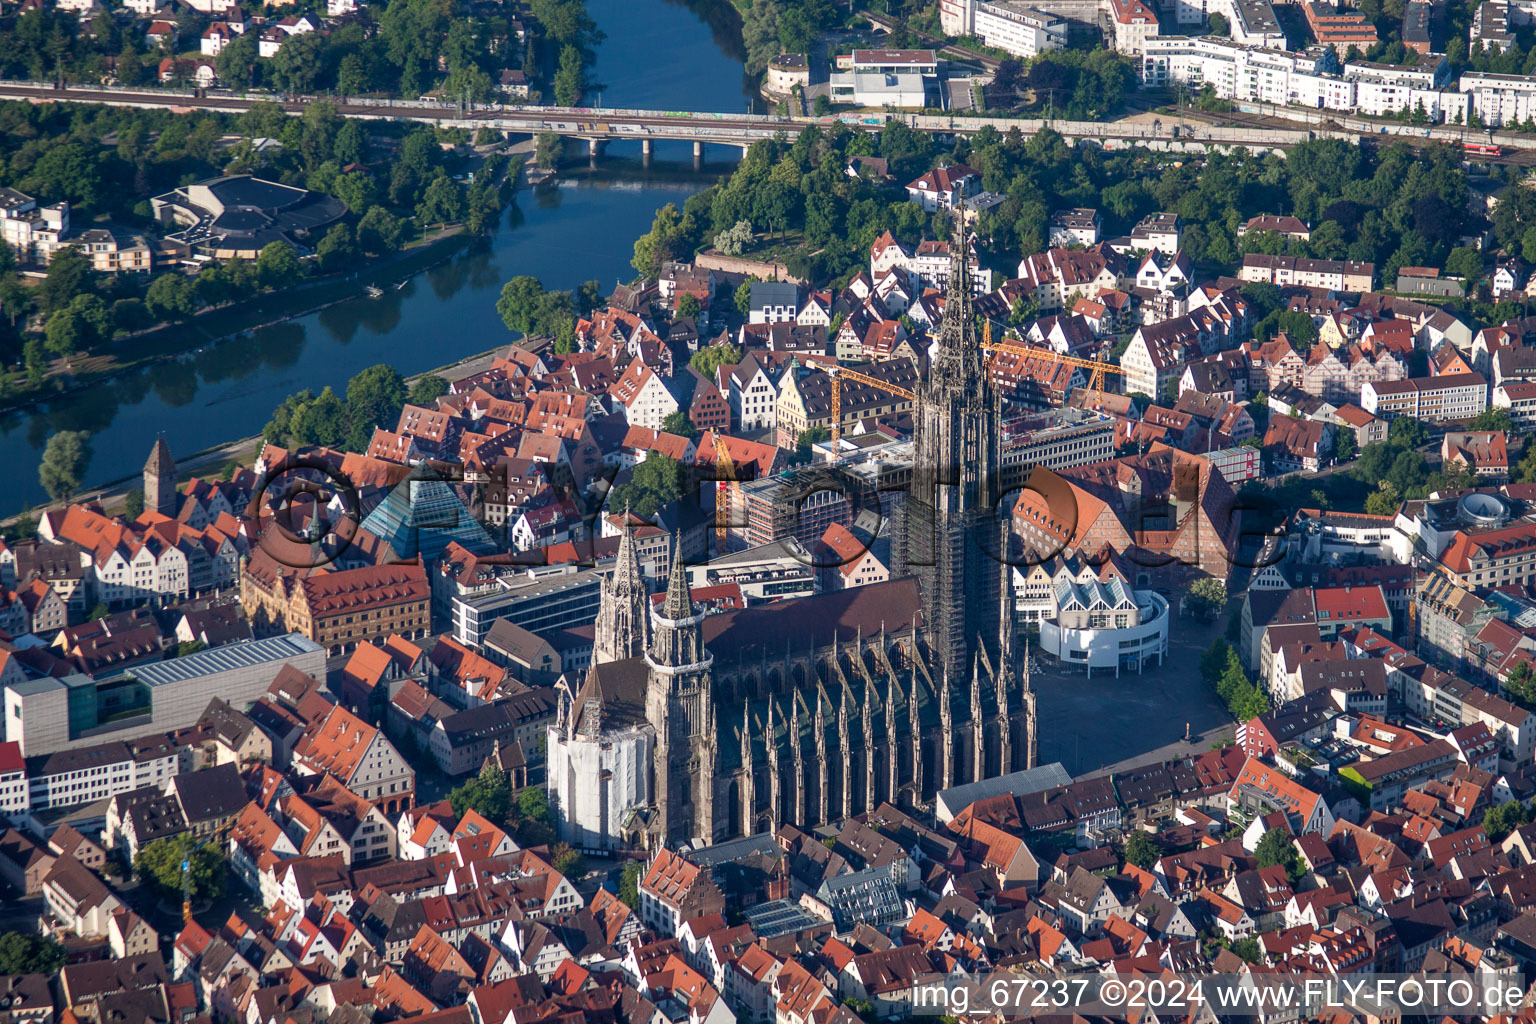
0,80,1337,165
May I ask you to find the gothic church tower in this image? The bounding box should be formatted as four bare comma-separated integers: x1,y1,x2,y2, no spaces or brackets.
895,216,1006,679
592,512,652,665
645,537,716,846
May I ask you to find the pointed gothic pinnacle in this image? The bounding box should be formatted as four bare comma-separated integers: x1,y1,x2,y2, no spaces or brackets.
661,534,692,620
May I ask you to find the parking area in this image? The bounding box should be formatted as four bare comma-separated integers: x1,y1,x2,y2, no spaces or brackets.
1032,616,1233,778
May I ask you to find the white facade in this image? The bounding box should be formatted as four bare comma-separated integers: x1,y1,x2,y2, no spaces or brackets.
973,0,1068,57
1461,72,1536,125
731,366,779,432
618,370,680,431
547,723,653,852
1041,590,1170,675
0,189,70,265
1140,39,1467,121
829,71,928,108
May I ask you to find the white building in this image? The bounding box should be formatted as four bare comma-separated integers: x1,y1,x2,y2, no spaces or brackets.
1345,60,1464,121
1049,208,1102,247
1461,72,1536,126
1220,0,1287,47
1493,380,1536,430
546,663,654,853
1110,0,1161,54
1040,583,1170,675
609,360,679,431
973,0,1068,57
1362,372,1488,420
0,188,69,265
829,72,928,108
727,357,782,433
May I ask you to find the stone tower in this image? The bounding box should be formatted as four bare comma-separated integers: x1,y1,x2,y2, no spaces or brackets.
592,511,652,665
144,437,176,517
645,536,716,846
895,214,1005,680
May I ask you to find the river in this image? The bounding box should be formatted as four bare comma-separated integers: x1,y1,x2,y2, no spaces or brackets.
0,0,751,510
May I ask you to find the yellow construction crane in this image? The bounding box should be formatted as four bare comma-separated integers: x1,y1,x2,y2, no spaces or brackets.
980,325,1125,393
829,366,916,444
712,432,738,550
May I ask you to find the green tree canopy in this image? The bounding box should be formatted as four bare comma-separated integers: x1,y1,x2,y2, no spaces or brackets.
610,454,687,517
134,833,226,903
449,761,512,823
343,363,408,452
1254,827,1302,880
690,342,742,381
1123,830,1160,869
409,375,451,406
0,932,66,974
39,430,92,504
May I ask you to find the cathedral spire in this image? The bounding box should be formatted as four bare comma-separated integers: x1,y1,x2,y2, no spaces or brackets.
662,534,694,621
592,507,651,664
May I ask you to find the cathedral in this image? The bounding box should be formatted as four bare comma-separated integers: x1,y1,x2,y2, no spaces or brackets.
547,229,1038,852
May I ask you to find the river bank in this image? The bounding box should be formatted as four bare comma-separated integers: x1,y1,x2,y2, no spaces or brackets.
2,343,513,529
0,0,749,511
2,225,475,419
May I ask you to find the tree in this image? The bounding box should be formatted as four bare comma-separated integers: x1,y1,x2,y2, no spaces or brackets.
536,133,565,169
417,175,465,231
316,223,358,274
553,44,586,106
1254,827,1302,880
1185,577,1227,620
677,293,703,319
449,761,512,823
1470,408,1515,433
1388,416,1427,450
1200,639,1231,688
691,342,742,380
1506,660,1536,707
1484,799,1534,841
145,273,199,322
344,364,408,451
609,454,686,517
497,276,573,338
1445,245,1484,284
358,207,405,255
257,242,302,290
39,431,91,504
37,246,94,315
741,0,781,75
1334,428,1357,462
124,488,145,520
662,410,697,437
735,279,755,317
550,842,586,878
633,203,697,279
1123,830,1159,869
43,308,88,359
135,833,226,903
714,219,754,256
409,375,451,406
1363,480,1401,516
0,933,66,975
618,861,643,908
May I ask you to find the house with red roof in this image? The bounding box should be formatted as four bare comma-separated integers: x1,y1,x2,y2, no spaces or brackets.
1229,755,1336,837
